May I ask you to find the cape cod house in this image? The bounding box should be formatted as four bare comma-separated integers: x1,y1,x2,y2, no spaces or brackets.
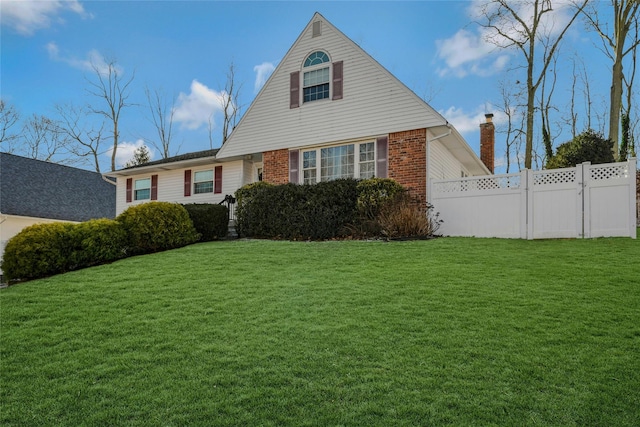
0,153,116,280
105,13,493,216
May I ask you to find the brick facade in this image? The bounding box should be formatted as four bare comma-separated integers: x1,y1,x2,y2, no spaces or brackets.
263,149,290,184
262,128,429,206
388,128,427,207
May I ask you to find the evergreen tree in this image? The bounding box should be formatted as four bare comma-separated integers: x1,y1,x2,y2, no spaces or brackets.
546,129,615,169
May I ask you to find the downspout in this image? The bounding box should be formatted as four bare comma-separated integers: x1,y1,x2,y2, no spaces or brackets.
426,123,452,204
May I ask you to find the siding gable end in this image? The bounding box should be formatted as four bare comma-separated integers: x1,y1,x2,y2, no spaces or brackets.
216,12,448,159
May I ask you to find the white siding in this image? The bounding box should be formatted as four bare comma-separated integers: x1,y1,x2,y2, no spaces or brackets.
430,139,468,180
217,13,446,159
114,160,245,215
242,161,255,186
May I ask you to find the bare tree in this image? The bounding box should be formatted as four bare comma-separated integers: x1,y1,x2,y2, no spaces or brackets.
21,114,69,162
86,58,135,171
583,0,640,157
54,103,105,172
207,112,216,149
496,79,526,172
476,0,589,169
539,53,559,162
579,58,594,132
0,99,20,152
620,18,638,160
221,62,241,145
145,87,177,159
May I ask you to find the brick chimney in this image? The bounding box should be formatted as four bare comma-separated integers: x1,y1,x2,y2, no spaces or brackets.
480,113,495,174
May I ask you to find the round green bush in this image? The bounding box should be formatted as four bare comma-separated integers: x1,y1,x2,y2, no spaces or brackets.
117,202,200,255
68,218,127,267
1,222,76,283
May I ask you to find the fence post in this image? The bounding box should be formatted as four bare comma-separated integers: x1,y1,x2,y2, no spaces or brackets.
629,158,637,239
581,162,590,239
526,169,534,240
520,169,528,239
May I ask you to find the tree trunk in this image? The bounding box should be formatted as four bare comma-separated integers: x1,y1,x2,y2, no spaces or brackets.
610,49,624,157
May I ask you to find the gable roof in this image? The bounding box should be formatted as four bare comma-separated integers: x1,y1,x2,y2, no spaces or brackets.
0,153,116,221
216,12,487,175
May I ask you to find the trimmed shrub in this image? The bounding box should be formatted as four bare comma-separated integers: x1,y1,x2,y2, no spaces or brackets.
1,222,77,283
235,179,359,240
183,203,229,241
117,202,200,255
68,218,127,267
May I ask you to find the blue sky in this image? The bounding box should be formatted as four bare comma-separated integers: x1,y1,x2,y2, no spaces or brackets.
0,0,620,173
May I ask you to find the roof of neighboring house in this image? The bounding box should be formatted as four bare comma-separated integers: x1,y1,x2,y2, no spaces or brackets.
105,149,221,177
0,152,116,221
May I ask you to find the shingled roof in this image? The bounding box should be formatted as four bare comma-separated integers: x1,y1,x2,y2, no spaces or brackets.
121,149,219,170
0,153,116,221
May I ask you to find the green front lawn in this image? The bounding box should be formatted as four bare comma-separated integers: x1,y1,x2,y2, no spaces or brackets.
2,235,639,426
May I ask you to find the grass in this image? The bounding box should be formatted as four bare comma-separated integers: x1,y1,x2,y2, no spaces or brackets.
1,234,640,426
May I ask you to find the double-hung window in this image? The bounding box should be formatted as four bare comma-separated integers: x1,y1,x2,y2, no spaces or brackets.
303,51,330,103
194,170,214,194
301,141,376,184
134,178,151,201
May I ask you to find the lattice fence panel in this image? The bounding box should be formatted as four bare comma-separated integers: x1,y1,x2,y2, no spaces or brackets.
433,174,521,194
590,164,629,180
533,169,575,186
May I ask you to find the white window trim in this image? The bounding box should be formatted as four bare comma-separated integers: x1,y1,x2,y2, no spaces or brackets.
134,177,151,201
302,51,332,104
193,169,214,194
299,140,376,184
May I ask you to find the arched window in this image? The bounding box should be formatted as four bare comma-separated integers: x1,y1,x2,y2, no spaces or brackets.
302,51,330,103
290,51,343,108
304,51,329,67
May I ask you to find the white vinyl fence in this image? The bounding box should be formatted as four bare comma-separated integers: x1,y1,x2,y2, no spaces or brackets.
431,159,637,239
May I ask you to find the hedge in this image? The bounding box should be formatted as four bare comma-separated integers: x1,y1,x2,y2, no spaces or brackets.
117,202,200,255
183,203,229,241
234,178,407,240
1,219,126,283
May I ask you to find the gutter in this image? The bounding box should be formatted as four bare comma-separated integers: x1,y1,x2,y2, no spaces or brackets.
102,175,117,185
426,123,452,205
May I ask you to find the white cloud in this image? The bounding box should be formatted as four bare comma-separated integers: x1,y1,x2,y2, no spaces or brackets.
105,139,155,169
436,0,577,78
435,28,510,78
253,62,276,93
46,42,117,75
1,0,91,36
173,80,227,130
440,105,507,135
